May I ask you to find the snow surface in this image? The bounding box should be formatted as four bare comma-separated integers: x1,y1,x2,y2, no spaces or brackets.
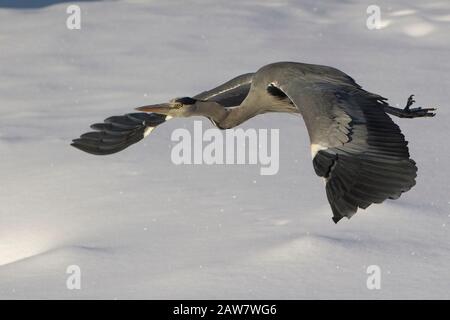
0,0,449,299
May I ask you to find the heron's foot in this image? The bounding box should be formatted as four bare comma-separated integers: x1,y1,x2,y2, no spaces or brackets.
384,95,436,118
400,95,436,118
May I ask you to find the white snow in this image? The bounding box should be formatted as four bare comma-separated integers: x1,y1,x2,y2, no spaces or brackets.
0,0,449,299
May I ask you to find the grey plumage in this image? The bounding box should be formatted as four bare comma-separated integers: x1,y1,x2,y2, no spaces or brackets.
72,61,436,223
194,72,254,107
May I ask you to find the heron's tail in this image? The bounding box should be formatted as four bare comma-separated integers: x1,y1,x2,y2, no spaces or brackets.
71,113,167,155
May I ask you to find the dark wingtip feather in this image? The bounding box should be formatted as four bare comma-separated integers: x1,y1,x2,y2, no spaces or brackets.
332,216,342,224
72,112,166,156
315,148,418,223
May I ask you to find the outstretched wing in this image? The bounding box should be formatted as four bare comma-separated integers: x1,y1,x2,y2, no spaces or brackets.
275,74,417,223
71,113,167,155
72,73,254,155
194,72,254,107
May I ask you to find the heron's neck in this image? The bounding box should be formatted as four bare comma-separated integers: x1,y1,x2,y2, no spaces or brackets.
195,97,298,129
194,101,227,125
194,102,255,129
214,101,294,129
219,106,257,129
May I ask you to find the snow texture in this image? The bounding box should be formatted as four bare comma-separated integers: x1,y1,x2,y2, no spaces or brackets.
0,0,449,299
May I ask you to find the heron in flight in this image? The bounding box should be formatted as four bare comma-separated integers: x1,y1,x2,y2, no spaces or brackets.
72,62,436,223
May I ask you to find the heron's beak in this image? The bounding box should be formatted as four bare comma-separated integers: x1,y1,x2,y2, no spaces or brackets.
135,103,171,114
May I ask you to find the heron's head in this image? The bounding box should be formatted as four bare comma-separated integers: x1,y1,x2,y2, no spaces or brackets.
135,97,199,117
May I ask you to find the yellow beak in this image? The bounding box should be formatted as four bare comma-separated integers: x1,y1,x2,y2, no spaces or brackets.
135,103,171,114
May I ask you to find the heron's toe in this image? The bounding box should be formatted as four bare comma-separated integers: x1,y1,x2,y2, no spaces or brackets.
405,94,416,109
407,107,437,117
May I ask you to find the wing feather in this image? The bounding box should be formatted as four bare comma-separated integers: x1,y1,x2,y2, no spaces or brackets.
194,73,253,107
72,73,254,155
275,72,417,223
71,113,167,155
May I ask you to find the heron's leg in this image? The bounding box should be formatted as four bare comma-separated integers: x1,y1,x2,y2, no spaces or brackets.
384,95,436,118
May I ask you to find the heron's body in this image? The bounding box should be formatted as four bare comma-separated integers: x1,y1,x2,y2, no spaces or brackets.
72,62,436,223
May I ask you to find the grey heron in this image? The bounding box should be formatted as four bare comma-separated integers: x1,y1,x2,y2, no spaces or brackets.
71,62,436,223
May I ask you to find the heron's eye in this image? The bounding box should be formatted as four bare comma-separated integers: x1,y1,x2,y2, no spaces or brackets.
173,103,183,109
